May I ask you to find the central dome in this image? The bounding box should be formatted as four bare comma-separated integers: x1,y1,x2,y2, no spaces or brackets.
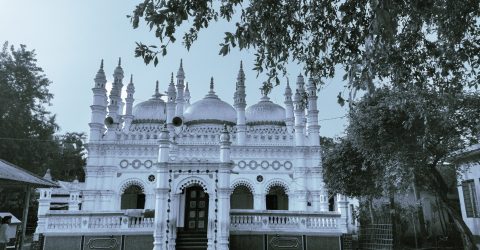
132,82,167,123
183,78,236,126
246,95,286,126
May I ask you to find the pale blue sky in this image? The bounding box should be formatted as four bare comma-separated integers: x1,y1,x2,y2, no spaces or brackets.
0,0,348,138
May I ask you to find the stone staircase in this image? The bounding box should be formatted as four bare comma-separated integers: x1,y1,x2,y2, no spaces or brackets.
176,231,208,250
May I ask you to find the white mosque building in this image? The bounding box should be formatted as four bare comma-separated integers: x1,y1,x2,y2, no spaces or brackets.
34,59,357,250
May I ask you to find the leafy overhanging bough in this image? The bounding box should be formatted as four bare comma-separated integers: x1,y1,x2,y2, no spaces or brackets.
130,0,480,94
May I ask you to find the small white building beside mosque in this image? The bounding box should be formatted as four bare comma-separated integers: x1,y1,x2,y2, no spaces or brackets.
34,59,358,250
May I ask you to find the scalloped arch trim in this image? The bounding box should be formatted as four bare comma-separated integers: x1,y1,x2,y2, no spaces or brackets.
230,179,255,194
265,179,290,194
119,179,146,194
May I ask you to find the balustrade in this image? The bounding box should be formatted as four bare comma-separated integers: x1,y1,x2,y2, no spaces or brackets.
43,211,154,234
230,209,345,233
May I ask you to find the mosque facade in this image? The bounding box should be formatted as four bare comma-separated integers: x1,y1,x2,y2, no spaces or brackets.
34,59,357,250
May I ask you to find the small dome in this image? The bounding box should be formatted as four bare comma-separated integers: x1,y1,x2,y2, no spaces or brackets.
183,78,236,125
246,96,286,126
132,82,167,123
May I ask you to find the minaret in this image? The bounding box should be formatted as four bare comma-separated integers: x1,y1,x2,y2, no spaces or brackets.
108,58,124,122
293,74,306,146
89,59,108,141
184,82,191,111
306,77,320,146
284,78,294,132
234,61,247,145
166,73,177,130
175,59,185,117
296,73,307,128
123,74,135,131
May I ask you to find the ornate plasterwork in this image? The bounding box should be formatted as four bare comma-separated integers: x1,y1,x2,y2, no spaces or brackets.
264,179,291,195
175,176,210,194
119,159,153,169
230,179,255,194
236,160,293,171
119,178,147,194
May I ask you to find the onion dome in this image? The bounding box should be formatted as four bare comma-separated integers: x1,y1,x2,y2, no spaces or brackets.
183,77,236,126
246,95,286,126
132,81,167,124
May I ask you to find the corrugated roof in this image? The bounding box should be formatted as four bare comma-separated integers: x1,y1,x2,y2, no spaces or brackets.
0,159,59,187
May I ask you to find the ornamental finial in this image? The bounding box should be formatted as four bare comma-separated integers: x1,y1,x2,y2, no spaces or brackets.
210,77,214,91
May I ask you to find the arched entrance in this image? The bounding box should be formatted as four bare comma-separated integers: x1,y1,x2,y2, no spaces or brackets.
184,186,209,231
266,185,288,210
230,185,253,209
121,184,145,209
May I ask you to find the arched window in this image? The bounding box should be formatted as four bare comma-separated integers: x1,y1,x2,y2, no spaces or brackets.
266,186,288,210
121,185,145,209
230,185,253,209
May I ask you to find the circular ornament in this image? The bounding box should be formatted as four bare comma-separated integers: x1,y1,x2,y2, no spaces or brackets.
238,161,247,169
261,161,269,169
144,160,153,168
132,160,141,169
256,175,264,183
284,161,293,170
272,161,281,170
119,160,129,168
148,175,155,182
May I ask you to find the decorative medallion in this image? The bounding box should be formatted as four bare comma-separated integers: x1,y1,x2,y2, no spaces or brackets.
260,161,269,169
256,175,264,183
237,160,246,169
144,160,153,168
284,161,293,170
132,160,141,169
119,160,128,168
148,174,155,182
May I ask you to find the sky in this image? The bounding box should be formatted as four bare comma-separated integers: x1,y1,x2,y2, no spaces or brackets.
0,0,348,138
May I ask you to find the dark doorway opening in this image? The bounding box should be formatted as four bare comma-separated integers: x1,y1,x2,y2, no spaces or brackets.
184,186,209,231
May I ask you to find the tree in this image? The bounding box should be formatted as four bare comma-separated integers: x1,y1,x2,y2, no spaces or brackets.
50,132,87,182
323,87,480,249
0,42,85,179
129,0,480,93
0,42,58,174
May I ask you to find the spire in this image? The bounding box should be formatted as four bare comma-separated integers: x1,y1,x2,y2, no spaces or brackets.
285,78,292,100
237,60,245,81
234,61,247,109
210,77,214,91
177,59,185,78
114,57,124,76
153,80,163,98
167,72,176,101
206,77,218,98
127,74,135,92
94,59,107,88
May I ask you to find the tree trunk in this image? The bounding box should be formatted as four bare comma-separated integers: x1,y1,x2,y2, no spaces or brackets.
429,166,477,250
437,192,477,250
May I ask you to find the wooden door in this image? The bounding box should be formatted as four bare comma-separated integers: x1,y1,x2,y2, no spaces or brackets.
184,186,209,231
